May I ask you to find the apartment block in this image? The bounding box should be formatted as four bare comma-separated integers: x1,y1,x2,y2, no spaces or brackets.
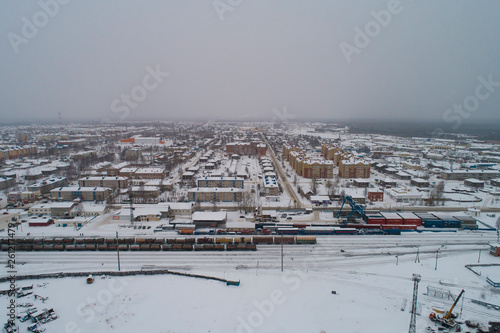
226,142,266,156
339,158,371,179
188,187,242,202
197,177,244,189
79,176,129,189
50,186,112,201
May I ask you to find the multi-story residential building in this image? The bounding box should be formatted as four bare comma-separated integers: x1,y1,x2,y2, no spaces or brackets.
134,167,167,179
0,177,15,190
302,158,334,179
50,186,112,201
28,177,67,195
188,187,242,202
197,177,244,189
441,170,500,181
338,158,371,179
226,142,267,156
78,176,129,189
264,176,279,195
0,145,38,160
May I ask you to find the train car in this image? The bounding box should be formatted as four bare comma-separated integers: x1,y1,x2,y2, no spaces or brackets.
75,238,85,244
75,244,86,251
118,244,128,251
197,237,214,244
105,237,116,244
301,227,336,235
216,237,233,244
122,237,135,244
246,244,257,251
65,244,75,251
366,214,386,225
62,237,74,244
346,223,381,229
98,244,108,251
154,238,165,244
178,228,194,235
184,238,196,244
139,244,150,251
85,244,97,251
150,244,161,251
54,244,65,251
273,236,295,244
130,244,140,251
397,212,422,226
19,244,33,251
380,212,404,225
53,237,64,244
334,228,358,235
41,237,53,244
162,244,173,251
253,236,274,244
383,228,401,235
194,244,205,251
33,237,44,244
234,237,252,244
261,228,272,235
276,228,300,235
203,244,216,251
135,238,146,244
226,244,237,251
182,244,193,251
361,229,384,235
296,236,316,244
214,244,225,251
33,244,44,251
292,223,310,229
108,244,118,251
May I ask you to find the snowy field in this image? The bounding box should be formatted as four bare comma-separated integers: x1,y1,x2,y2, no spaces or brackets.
2,231,500,332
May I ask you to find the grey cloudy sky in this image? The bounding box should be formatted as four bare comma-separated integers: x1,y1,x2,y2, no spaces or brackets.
0,0,499,126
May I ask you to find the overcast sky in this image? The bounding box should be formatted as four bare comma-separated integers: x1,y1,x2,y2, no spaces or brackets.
1,0,499,126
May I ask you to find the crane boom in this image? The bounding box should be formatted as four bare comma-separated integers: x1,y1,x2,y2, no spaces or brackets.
444,289,464,320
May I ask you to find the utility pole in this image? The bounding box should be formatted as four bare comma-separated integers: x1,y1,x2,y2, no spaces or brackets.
116,232,121,272
478,249,481,263
408,274,421,333
415,248,420,263
435,249,439,270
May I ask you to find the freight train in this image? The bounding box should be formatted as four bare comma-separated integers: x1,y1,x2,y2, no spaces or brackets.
0,235,316,252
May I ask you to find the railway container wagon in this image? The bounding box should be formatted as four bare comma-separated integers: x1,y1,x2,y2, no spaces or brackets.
366,214,386,225
334,228,358,235
346,223,381,230
234,237,252,244
301,227,336,235
253,236,274,244
216,237,233,244
296,236,316,244
197,237,214,244
150,244,161,251
139,244,150,251
380,212,403,225
397,212,422,226
276,228,300,235
273,236,295,244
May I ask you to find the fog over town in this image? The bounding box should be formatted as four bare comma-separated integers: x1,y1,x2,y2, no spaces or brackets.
1,1,500,333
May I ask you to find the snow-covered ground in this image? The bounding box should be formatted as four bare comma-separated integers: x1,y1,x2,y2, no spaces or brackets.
1,231,499,332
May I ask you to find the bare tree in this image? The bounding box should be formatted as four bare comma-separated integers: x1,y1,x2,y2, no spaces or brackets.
311,177,318,195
